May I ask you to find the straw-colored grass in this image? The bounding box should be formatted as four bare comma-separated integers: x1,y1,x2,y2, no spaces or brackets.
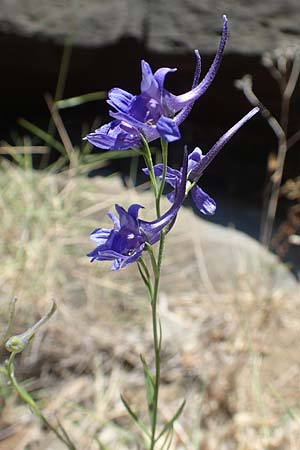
0,160,300,450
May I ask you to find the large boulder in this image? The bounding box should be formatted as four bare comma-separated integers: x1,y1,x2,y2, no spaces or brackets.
1,0,299,256
1,0,300,53
104,178,298,295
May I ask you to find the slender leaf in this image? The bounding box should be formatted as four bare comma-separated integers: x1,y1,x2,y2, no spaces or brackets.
137,262,151,290
120,394,150,438
140,355,155,426
155,399,186,442
18,118,67,156
57,419,78,450
93,435,109,450
158,318,163,353
56,91,106,109
159,426,174,450
81,148,141,162
269,383,300,424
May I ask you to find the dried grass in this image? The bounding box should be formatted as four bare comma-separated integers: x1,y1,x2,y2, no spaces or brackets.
0,161,300,450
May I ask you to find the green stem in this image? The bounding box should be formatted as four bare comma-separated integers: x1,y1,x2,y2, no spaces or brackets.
141,135,158,198
155,139,168,217
138,138,169,449
4,353,77,450
148,140,169,450
148,230,166,450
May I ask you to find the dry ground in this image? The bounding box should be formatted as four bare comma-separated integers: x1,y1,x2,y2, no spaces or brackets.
0,162,300,450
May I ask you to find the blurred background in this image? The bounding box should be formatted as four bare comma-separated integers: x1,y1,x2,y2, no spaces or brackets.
0,2,300,450
1,0,300,245
1,0,300,250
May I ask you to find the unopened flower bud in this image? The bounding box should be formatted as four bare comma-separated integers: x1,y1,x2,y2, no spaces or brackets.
5,301,57,354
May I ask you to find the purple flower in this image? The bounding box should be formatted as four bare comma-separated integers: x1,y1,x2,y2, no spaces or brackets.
143,107,259,215
84,16,228,150
88,150,188,270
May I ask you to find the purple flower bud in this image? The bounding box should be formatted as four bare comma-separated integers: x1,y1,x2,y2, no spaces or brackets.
143,107,259,215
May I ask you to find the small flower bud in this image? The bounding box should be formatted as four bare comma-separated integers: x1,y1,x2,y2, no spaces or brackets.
5,335,29,354
5,301,57,354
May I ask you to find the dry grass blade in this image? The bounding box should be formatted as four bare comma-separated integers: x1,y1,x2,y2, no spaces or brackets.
0,159,299,450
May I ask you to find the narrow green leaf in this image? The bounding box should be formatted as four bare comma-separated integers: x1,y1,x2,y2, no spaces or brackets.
159,426,174,450
269,383,300,424
137,260,153,299
55,91,106,109
57,419,78,450
81,148,141,162
140,355,155,426
158,318,163,353
120,394,150,438
155,399,186,442
137,262,150,289
18,118,67,156
93,435,109,450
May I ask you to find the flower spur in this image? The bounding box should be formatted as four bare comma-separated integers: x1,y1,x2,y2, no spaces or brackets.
85,16,228,150
143,107,260,215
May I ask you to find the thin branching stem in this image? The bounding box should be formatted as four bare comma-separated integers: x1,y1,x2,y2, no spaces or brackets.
235,69,300,247
4,353,78,450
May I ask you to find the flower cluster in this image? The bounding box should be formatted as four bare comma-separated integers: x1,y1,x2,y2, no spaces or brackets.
85,16,228,150
88,150,188,270
86,16,259,270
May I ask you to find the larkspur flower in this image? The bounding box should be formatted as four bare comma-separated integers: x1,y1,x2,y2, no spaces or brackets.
84,16,228,150
143,107,260,215
87,150,188,270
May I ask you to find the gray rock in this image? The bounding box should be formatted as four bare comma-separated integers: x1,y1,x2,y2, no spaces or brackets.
107,179,298,294
149,0,300,54
1,0,300,53
169,203,298,295
0,0,144,46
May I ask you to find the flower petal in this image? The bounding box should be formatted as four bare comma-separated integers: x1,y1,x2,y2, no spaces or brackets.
139,148,188,240
107,88,134,113
191,186,216,215
187,147,205,174
128,204,144,219
156,116,181,142
90,228,111,244
85,120,141,150
115,204,140,232
143,164,181,189
174,49,201,126
140,61,160,98
168,15,228,112
154,67,177,91
107,211,120,230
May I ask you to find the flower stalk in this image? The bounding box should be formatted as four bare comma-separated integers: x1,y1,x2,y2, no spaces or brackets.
84,18,260,448
145,139,168,447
